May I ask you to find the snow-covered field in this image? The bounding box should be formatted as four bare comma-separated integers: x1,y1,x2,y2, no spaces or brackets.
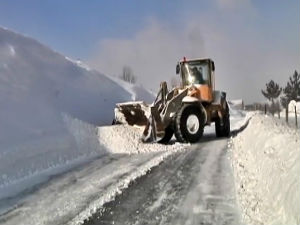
229,113,300,225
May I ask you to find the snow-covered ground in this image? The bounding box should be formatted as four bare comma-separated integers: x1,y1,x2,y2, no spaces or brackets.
0,27,247,224
0,26,154,201
0,150,186,225
97,125,188,154
0,114,190,225
0,111,248,225
279,109,300,130
229,113,300,225
2,25,296,225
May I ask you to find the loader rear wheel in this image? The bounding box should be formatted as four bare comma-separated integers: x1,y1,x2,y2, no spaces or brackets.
175,104,204,143
158,125,174,144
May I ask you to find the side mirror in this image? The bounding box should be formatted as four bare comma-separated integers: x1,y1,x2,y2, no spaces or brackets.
211,61,215,71
176,64,180,74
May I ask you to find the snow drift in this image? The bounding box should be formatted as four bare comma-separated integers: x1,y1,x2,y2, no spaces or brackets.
0,27,153,198
229,114,300,225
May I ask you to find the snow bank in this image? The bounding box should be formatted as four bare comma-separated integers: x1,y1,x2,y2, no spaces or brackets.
108,76,155,104
0,27,154,200
229,114,300,225
98,125,188,154
0,115,105,200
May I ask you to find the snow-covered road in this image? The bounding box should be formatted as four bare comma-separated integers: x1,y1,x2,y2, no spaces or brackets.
84,137,240,225
0,109,248,225
0,133,242,225
0,135,240,225
0,151,181,225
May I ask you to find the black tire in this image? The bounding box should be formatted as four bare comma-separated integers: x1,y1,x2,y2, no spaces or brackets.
223,113,230,137
158,125,174,144
215,117,222,137
174,104,205,143
215,108,230,137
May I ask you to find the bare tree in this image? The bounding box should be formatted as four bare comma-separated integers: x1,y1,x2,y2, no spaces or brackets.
120,66,136,84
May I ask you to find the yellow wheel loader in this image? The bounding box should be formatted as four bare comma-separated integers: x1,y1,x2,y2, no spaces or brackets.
113,58,230,143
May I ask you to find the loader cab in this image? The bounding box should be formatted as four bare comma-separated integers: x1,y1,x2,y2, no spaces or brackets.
176,58,215,102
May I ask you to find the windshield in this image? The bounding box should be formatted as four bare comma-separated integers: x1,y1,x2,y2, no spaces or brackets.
181,61,210,86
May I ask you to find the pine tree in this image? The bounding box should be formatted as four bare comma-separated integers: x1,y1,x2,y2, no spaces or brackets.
281,70,300,103
261,80,282,115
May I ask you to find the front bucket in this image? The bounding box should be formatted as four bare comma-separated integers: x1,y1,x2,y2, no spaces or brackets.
114,101,166,143
114,101,150,126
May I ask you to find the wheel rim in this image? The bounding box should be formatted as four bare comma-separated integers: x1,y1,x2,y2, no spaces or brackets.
186,114,200,134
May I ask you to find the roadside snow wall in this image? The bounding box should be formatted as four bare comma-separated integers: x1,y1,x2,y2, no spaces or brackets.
230,114,300,225
0,114,105,200
0,26,154,200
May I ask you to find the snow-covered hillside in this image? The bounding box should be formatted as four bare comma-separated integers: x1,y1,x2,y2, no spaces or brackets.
0,27,153,199
229,114,300,225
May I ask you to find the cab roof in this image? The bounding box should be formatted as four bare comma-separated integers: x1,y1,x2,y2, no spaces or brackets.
179,57,213,63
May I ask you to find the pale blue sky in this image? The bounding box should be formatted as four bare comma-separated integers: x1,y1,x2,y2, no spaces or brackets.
0,0,205,58
0,1,298,59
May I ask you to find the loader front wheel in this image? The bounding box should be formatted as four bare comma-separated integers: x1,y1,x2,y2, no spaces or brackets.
158,125,174,144
175,104,204,143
